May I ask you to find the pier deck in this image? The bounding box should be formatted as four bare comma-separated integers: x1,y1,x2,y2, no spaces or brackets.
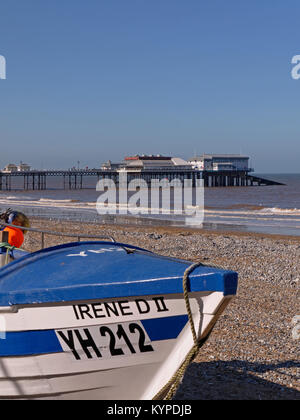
202,171,285,187
0,170,285,191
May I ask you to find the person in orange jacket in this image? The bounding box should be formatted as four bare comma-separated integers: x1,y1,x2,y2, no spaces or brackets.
2,211,30,248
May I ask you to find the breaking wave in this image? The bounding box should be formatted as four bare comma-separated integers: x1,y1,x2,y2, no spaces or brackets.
259,207,300,215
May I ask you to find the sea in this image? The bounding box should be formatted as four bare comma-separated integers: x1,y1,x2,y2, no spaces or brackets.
1,173,300,237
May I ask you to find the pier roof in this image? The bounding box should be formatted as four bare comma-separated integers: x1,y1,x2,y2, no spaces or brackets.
190,154,249,160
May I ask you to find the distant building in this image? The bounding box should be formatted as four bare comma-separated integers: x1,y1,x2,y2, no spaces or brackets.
3,162,31,172
121,155,191,171
101,160,123,170
18,162,31,172
3,163,18,173
101,155,192,172
189,154,251,172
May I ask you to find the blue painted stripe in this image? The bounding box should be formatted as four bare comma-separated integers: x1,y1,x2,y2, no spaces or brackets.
0,329,62,357
142,315,188,341
0,315,188,357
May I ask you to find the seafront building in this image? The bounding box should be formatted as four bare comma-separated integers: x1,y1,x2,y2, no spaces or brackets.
99,154,282,188
17,162,31,172
102,154,252,173
188,154,251,172
3,162,31,173
101,155,196,186
101,155,192,171
3,164,18,173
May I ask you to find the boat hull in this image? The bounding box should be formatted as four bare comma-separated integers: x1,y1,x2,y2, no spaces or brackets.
0,241,238,400
0,291,232,400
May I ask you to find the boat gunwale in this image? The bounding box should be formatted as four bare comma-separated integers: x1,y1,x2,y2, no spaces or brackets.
0,241,238,307
0,221,116,248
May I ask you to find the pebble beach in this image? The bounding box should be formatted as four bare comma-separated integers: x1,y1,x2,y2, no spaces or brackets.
23,218,300,400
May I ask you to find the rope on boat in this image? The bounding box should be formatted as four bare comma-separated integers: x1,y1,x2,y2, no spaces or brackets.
152,261,203,401
0,242,18,265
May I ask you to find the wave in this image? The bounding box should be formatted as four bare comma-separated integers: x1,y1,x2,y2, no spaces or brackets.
4,196,35,201
260,207,300,215
38,198,81,203
205,206,300,216
2,195,300,217
207,204,266,211
0,197,92,210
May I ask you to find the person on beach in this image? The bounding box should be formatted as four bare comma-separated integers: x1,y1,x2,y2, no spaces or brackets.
1,210,30,248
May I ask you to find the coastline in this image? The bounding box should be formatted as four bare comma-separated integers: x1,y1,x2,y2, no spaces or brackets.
23,217,300,400
26,216,300,244
2,173,300,238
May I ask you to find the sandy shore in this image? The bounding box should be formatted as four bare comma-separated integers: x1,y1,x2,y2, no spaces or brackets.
23,219,300,400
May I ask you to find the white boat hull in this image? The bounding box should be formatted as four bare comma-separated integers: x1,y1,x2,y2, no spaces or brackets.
0,291,231,400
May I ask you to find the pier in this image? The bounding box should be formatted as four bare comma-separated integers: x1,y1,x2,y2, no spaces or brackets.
0,170,111,191
0,169,284,191
201,171,284,187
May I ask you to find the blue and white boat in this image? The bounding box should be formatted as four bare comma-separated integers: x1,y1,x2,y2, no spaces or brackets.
0,228,238,400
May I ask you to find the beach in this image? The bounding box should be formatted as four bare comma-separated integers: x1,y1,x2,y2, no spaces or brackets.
22,218,300,400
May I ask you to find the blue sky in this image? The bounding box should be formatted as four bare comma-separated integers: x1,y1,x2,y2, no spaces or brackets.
0,0,299,172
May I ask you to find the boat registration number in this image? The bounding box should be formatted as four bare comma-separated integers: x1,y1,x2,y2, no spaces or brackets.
55,321,154,361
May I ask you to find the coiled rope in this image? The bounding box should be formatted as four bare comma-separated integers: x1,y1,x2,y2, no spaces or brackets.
153,262,203,400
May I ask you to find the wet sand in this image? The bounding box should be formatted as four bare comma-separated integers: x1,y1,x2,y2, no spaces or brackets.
23,218,300,400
